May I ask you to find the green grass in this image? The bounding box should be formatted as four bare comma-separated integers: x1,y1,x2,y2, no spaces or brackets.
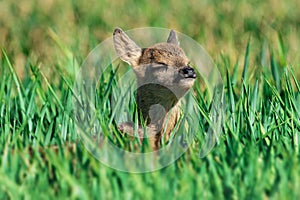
1,0,300,199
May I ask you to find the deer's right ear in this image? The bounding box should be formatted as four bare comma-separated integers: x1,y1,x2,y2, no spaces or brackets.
113,28,142,67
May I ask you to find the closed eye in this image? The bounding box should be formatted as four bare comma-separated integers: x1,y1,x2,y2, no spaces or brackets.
157,62,167,66
155,65,168,71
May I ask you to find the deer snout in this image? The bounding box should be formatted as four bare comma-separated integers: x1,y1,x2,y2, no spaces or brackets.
179,66,196,78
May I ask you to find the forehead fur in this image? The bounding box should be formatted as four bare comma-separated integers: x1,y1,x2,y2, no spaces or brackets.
139,43,189,67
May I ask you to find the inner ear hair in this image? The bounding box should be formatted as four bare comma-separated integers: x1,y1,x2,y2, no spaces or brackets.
113,27,142,66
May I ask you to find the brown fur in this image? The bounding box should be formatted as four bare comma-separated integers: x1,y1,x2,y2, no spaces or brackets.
113,28,196,150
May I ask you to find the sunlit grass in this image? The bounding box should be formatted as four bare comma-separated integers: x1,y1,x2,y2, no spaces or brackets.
0,0,300,199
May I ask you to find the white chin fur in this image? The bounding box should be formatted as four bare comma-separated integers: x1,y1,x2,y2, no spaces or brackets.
180,78,195,86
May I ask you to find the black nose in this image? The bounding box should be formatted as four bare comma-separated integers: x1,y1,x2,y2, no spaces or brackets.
180,66,196,78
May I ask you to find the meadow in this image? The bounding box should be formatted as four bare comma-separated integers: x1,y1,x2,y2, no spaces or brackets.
0,0,300,199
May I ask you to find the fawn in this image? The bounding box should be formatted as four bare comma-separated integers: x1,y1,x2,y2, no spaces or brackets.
113,28,196,150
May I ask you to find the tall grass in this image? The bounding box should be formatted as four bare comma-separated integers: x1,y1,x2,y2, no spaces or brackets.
0,0,300,199
1,35,300,199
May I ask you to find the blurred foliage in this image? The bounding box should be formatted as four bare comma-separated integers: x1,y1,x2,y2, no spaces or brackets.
0,0,299,76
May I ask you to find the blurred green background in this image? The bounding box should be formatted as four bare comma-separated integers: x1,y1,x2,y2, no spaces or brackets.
0,0,299,75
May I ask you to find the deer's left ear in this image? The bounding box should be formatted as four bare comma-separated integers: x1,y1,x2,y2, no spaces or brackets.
167,30,179,45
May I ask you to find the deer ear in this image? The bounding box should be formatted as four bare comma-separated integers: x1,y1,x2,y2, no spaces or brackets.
167,30,179,45
113,28,142,67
